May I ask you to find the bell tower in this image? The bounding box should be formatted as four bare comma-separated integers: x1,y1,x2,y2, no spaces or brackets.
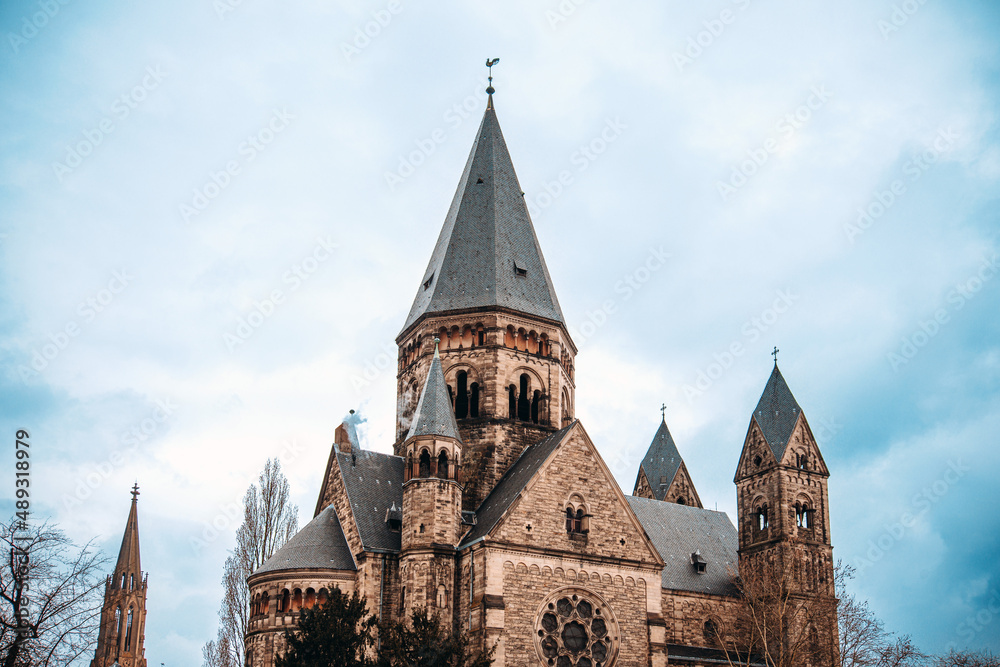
734,362,838,666
92,485,148,667
394,87,576,511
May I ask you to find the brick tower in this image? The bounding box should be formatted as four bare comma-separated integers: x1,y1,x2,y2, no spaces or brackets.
394,92,577,512
91,485,148,667
735,363,838,666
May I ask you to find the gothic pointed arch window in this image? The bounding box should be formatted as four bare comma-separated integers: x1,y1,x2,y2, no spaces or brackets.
114,607,122,642
129,573,134,590
124,607,134,651
455,371,469,418
419,449,431,478
437,450,449,479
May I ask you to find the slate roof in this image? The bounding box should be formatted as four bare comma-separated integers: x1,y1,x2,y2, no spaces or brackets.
253,505,356,575
637,419,685,501
666,645,766,666
406,344,462,442
752,365,803,461
460,423,575,547
400,104,564,335
627,496,739,596
336,449,405,552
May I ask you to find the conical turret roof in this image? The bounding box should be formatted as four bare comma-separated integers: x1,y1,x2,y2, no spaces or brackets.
401,102,564,334
406,342,462,442
752,365,803,461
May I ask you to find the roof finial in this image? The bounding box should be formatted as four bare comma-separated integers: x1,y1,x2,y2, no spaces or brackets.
771,346,780,366
434,336,441,358
660,403,667,422
485,57,500,109
131,482,140,501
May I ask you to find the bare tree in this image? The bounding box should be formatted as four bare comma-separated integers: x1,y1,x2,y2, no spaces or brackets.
836,562,925,667
203,458,299,667
0,519,108,667
934,650,1000,667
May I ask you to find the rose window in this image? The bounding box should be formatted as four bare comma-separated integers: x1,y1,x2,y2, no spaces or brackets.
534,588,619,667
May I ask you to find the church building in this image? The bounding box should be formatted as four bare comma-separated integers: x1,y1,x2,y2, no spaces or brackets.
244,85,838,667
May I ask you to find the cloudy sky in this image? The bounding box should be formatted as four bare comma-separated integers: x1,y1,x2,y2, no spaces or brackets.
2,0,999,664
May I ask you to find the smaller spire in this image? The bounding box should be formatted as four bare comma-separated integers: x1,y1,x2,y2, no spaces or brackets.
406,338,462,442
485,57,500,109
114,485,142,579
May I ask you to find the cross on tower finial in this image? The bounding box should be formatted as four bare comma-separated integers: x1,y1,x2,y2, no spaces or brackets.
131,483,140,501
660,403,667,421
485,58,500,105
772,346,780,365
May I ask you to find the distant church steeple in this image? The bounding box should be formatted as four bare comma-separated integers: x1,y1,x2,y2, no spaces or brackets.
92,485,148,667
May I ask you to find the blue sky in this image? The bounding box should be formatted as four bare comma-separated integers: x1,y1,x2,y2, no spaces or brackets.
1,1,998,664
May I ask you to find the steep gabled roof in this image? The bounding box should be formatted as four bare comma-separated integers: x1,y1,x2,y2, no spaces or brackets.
637,419,685,501
253,505,356,576
336,449,405,552
627,496,739,597
459,423,575,547
400,104,564,335
751,365,803,461
406,343,462,442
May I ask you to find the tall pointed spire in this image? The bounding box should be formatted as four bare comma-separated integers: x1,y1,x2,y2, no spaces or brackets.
406,339,462,442
752,364,803,460
116,484,142,576
400,99,564,334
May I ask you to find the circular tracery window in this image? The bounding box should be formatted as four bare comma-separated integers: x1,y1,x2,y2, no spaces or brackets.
534,588,619,667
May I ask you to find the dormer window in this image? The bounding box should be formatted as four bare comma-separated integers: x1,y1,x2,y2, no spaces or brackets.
385,503,402,532
423,273,434,290
514,263,527,278
691,551,708,574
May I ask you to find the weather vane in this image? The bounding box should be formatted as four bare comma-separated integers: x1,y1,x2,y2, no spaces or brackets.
486,57,500,96
772,346,780,364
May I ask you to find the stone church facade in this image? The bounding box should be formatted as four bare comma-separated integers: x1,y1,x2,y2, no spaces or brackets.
244,91,838,667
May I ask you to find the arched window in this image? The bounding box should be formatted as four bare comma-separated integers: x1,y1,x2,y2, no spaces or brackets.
400,587,406,614
114,607,122,642
419,450,431,478
280,589,290,613
470,383,480,418
676,497,687,506
531,389,541,424
261,592,269,615
797,452,809,470
438,450,449,479
518,374,531,421
124,608,134,651
120,573,126,589
305,588,316,609
796,503,815,529
292,589,303,612
704,619,720,646
756,505,769,531
455,371,469,419
508,384,517,419
565,507,577,533
437,585,448,609
406,454,413,482
318,588,328,607
129,574,134,590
